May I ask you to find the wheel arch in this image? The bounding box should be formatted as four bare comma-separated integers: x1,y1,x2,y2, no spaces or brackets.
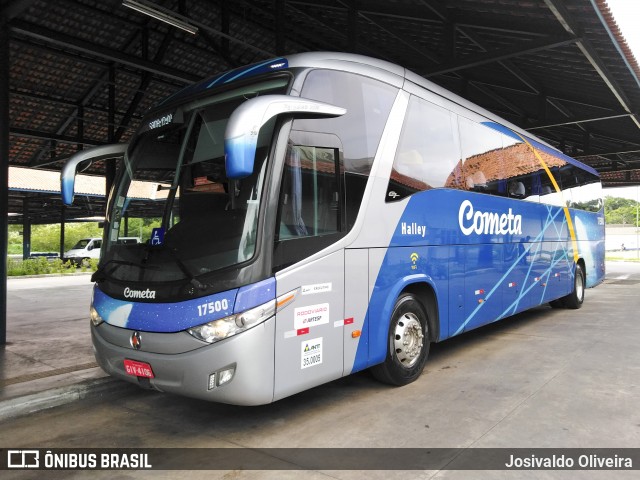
366,274,443,368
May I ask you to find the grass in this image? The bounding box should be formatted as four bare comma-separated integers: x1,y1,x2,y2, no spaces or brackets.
605,251,640,262
6,257,99,276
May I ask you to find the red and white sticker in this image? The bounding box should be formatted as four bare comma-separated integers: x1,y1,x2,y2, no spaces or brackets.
294,303,329,330
284,328,310,338
474,289,485,295
508,282,517,288
334,318,354,328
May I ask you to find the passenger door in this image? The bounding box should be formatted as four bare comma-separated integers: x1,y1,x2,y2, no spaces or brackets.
272,135,346,401
273,252,345,402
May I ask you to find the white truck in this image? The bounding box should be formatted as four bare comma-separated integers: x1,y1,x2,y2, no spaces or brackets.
64,237,139,266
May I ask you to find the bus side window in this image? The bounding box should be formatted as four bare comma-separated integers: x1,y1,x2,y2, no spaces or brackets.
565,166,602,212
387,95,460,201
294,69,397,227
273,132,344,272
458,116,504,196
277,144,340,240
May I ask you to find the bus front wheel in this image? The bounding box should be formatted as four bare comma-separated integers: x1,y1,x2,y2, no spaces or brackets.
371,293,430,386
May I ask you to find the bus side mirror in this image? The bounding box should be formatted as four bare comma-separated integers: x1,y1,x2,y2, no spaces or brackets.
224,95,346,179
61,143,128,205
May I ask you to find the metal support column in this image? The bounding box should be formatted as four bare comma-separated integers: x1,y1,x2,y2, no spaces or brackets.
22,198,31,260
0,15,9,345
59,206,66,260
106,66,116,195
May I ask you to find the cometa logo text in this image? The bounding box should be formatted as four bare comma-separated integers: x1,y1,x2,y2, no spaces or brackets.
124,287,156,299
458,200,522,236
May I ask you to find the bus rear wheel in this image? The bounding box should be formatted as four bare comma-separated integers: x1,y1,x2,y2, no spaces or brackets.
550,263,585,309
563,263,585,309
371,293,430,386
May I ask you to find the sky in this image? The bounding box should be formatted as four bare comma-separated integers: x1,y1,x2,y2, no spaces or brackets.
600,0,640,200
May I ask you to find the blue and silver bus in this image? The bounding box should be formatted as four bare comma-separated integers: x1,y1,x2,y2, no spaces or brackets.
62,52,605,405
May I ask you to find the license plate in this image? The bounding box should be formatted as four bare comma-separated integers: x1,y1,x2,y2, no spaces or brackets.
124,359,155,378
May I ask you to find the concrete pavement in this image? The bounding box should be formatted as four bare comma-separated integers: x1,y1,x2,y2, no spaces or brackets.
1,274,135,419
1,264,640,479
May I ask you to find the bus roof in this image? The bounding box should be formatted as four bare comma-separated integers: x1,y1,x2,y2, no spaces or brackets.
156,51,598,177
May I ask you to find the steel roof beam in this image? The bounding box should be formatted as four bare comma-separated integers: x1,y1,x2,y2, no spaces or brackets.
526,113,633,130
417,0,588,130
114,29,174,141
9,19,199,84
11,37,187,94
418,0,582,146
460,76,619,112
27,77,115,166
293,0,567,131
26,20,160,167
284,4,357,53
348,7,442,64
538,124,640,146
239,0,390,60
543,0,640,130
10,127,100,147
291,0,552,38
424,35,579,77
576,148,640,159
469,81,529,120
10,89,141,120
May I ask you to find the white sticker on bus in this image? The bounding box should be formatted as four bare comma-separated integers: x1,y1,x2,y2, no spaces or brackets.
294,303,329,330
301,282,332,295
301,337,323,369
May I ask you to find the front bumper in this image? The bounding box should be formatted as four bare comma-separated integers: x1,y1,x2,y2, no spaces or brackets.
91,317,276,406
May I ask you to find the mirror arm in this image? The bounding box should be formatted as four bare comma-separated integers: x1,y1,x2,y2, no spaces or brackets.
61,143,128,205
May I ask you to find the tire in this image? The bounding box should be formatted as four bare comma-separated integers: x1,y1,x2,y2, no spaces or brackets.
80,257,90,268
371,293,430,386
562,263,585,309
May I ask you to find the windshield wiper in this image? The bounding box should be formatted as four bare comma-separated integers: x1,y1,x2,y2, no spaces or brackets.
166,248,209,291
91,259,158,282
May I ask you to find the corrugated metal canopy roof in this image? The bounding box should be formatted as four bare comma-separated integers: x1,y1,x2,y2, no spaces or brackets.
3,0,640,223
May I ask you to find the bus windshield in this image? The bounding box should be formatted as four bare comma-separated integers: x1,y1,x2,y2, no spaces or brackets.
101,78,289,285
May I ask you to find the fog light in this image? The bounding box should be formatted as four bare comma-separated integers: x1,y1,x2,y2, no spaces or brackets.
208,372,216,390
217,366,235,386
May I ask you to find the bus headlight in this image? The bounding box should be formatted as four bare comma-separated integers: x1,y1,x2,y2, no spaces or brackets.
90,305,104,326
187,299,276,344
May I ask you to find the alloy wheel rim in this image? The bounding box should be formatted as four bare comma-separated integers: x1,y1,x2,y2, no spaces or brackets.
393,312,424,368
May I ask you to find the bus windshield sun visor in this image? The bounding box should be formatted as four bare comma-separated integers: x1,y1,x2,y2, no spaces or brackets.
224,94,346,179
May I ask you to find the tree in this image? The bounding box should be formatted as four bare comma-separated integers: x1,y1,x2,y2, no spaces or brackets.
605,196,640,226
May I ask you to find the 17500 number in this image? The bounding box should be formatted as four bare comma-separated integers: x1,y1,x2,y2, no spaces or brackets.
197,299,230,317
